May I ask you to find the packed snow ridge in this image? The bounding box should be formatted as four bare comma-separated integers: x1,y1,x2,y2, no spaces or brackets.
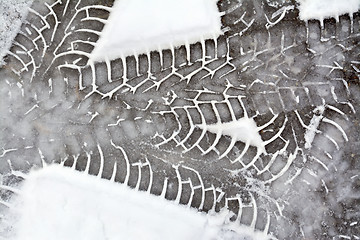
89,0,222,62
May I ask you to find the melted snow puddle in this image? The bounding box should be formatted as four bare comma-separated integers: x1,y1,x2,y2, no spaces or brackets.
2,165,271,240
89,0,222,62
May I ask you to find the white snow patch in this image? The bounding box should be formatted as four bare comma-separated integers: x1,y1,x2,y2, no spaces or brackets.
89,0,222,62
2,165,271,240
296,0,360,21
303,105,325,149
198,117,266,153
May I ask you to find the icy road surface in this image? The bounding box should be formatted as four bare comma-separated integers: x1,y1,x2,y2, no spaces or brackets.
0,0,359,239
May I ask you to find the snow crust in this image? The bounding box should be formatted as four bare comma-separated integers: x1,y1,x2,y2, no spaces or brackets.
3,165,270,240
297,0,360,21
0,0,32,66
89,0,222,62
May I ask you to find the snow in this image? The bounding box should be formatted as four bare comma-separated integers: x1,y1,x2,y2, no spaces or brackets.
0,0,32,66
198,117,266,154
2,165,271,240
296,0,360,21
303,105,325,149
0,0,358,238
89,0,222,62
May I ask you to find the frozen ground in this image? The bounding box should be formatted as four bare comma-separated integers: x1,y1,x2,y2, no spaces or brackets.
0,0,359,239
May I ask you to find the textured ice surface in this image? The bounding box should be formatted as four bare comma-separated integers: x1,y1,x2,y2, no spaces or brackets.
90,0,222,62
0,0,359,239
0,0,32,66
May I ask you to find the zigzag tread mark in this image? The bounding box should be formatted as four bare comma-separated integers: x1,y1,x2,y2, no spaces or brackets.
5,0,113,83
